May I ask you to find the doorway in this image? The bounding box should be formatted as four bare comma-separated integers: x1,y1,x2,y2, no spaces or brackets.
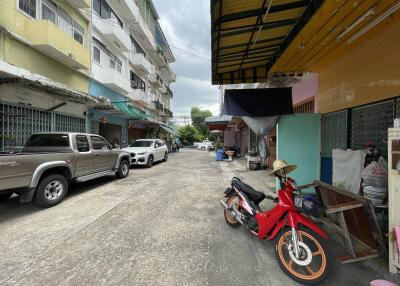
99,123,122,147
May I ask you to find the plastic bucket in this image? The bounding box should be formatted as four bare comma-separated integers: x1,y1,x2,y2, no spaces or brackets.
216,149,224,161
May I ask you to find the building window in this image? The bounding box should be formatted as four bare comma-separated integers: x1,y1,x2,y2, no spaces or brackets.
41,0,56,24
93,0,110,18
93,0,123,28
93,45,101,64
73,20,84,45
19,0,36,18
111,10,123,28
130,71,146,91
57,8,73,36
20,0,85,46
130,36,145,55
110,54,122,73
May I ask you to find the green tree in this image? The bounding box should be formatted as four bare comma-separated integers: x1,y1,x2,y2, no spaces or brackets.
177,125,202,144
191,107,212,139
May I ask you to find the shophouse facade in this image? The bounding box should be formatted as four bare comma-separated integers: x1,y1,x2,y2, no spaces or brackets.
88,0,175,145
0,0,175,151
0,0,94,151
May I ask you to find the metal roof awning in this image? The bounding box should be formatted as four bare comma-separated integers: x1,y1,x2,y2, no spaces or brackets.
270,0,400,73
211,0,323,85
205,115,233,123
160,124,179,137
113,102,150,119
0,71,100,105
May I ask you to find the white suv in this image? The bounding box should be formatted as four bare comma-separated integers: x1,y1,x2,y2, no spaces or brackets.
122,139,168,167
197,140,214,151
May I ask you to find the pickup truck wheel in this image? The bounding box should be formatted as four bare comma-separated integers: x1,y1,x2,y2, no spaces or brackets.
34,174,68,208
116,159,130,178
0,192,12,203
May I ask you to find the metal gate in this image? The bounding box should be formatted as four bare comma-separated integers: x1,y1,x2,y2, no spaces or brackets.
321,110,348,157
0,102,85,152
350,100,394,156
321,110,348,184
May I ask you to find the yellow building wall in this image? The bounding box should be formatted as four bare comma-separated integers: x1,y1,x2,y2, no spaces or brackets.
0,0,90,93
315,14,400,114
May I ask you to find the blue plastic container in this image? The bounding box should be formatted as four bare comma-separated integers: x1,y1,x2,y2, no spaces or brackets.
216,149,224,161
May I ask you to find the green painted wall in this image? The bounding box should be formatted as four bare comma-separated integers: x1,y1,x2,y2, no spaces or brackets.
277,114,321,191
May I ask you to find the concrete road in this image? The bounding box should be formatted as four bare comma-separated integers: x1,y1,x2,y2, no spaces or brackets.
0,149,392,285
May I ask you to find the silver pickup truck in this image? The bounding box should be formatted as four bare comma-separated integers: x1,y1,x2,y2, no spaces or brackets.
0,133,131,208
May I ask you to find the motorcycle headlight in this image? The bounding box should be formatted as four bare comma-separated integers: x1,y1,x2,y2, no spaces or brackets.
138,152,148,156
295,195,322,218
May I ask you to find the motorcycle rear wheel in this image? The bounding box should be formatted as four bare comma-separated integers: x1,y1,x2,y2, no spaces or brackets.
274,227,331,285
223,195,241,228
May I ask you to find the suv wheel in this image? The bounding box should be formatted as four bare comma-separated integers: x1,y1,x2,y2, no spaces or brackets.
34,174,68,208
116,159,130,178
163,152,168,162
147,155,154,168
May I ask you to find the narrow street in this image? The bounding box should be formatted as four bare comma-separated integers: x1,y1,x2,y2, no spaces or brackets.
0,150,389,286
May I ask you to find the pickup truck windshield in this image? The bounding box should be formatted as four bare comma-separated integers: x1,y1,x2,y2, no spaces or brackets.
130,141,153,147
25,134,69,147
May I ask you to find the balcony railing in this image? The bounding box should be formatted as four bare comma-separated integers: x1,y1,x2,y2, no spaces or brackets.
65,0,90,8
26,20,90,70
149,73,163,88
130,53,155,75
159,85,167,94
166,86,173,98
163,108,173,117
92,64,131,94
102,68,131,94
93,17,130,52
152,100,164,111
128,88,147,104
160,65,176,83
113,0,139,24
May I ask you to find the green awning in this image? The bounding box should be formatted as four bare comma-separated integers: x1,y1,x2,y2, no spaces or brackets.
113,102,149,119
160,124,179,137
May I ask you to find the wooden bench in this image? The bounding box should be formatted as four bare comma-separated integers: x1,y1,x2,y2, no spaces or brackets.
299,181,386,263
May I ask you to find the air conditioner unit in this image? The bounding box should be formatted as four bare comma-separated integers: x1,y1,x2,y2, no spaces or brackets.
98,96,112,106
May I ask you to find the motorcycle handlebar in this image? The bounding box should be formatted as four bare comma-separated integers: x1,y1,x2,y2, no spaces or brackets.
265,194,279,203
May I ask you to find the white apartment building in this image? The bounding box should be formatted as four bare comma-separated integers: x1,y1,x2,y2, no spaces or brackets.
128,0,175,123
88,0,175,145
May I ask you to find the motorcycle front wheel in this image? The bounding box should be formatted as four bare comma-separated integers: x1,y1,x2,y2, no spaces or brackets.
274,227,331,285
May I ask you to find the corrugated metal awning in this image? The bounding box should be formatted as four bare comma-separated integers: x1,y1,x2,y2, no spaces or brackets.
211,0,323,85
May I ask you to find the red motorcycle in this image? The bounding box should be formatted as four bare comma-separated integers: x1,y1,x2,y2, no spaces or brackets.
220,163,331,285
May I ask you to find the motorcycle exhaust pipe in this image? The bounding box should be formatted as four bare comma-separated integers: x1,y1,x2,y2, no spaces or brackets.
220,200,245,226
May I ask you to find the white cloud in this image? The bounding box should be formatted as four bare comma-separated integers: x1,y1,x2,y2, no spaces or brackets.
153,0,219,116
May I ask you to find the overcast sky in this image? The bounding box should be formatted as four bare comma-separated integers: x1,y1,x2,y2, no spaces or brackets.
153,0,220,116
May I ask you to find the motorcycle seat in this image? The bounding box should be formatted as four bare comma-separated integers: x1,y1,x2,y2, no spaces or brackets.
233,180,265,204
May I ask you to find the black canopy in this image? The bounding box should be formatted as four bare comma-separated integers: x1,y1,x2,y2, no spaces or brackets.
222,88,293,117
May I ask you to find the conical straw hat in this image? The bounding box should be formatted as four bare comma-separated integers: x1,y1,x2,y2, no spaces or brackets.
269,160,297,176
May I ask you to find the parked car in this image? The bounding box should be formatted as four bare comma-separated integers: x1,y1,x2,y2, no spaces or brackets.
0,133,131,208
196,140,214,151
122,139,168,168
